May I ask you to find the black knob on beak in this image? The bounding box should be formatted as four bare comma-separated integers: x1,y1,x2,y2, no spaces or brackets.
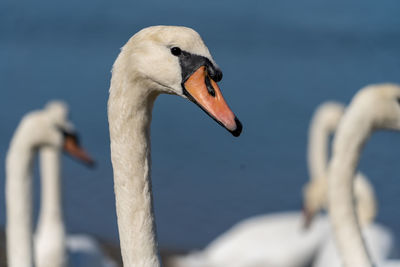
213,69,223,82
207,65,223,82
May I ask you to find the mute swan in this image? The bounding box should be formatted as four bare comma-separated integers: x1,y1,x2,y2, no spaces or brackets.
303,101,377,227
307,101,394,267
328,84,400,267
166,103,339,266
5,101,95,267
107,26,242,267
167,101,378,267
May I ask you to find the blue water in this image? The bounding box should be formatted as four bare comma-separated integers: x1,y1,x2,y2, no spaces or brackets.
1,0,400,250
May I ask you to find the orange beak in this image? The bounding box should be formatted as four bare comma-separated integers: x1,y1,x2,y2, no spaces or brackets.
183,66,242,136
63,135,95,167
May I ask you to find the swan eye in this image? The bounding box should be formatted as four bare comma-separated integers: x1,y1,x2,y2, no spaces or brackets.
171,47,182,56
397,98,400,106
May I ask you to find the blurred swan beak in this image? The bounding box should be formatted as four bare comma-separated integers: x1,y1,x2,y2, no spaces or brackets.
63,134,95,167
183,66,242,137
302,206,315,230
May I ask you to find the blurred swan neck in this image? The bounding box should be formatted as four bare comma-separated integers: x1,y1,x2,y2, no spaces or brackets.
329,108,374,267
308,103,345,181
5,134,36,267
35,146,67,267
37,147,64,223
308,115,332,180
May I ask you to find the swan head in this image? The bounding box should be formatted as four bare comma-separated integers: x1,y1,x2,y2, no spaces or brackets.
17,101,95,167
302,178,327,228
313,102,345,132
350,83,400,130
112,25,242,136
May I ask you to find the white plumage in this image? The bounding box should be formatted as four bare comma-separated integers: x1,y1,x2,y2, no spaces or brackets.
5,101,114,267
108,26,241,267
328,84,400,267
169,100,381,267
169,212,329,267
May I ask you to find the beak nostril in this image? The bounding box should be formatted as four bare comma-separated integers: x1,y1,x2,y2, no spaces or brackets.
206,65,223,82
205,76,216,97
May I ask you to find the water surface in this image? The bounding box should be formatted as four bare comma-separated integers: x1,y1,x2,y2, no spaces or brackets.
1,0,400,250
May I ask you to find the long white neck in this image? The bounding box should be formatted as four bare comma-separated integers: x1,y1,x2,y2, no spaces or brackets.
6,137,35,267
308,104,342,181
353,172,377,226
108,67,160,267
328,106,375,267
34,147,67,267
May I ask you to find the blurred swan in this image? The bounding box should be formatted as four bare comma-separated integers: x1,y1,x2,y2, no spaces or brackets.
107,26,242,266
5,101,111,267
328,84,400,267
166,101,378,267
303,101,376,227
305,101,394,267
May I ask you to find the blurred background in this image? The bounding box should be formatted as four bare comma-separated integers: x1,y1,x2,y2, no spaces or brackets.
1,0,400,253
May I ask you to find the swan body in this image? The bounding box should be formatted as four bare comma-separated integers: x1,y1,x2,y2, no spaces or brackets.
378,261,400,267
328,84,400,267
108,26,241,266
169,212,329,267
313,223,395,267
66,235,118,267
6,101,94,267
